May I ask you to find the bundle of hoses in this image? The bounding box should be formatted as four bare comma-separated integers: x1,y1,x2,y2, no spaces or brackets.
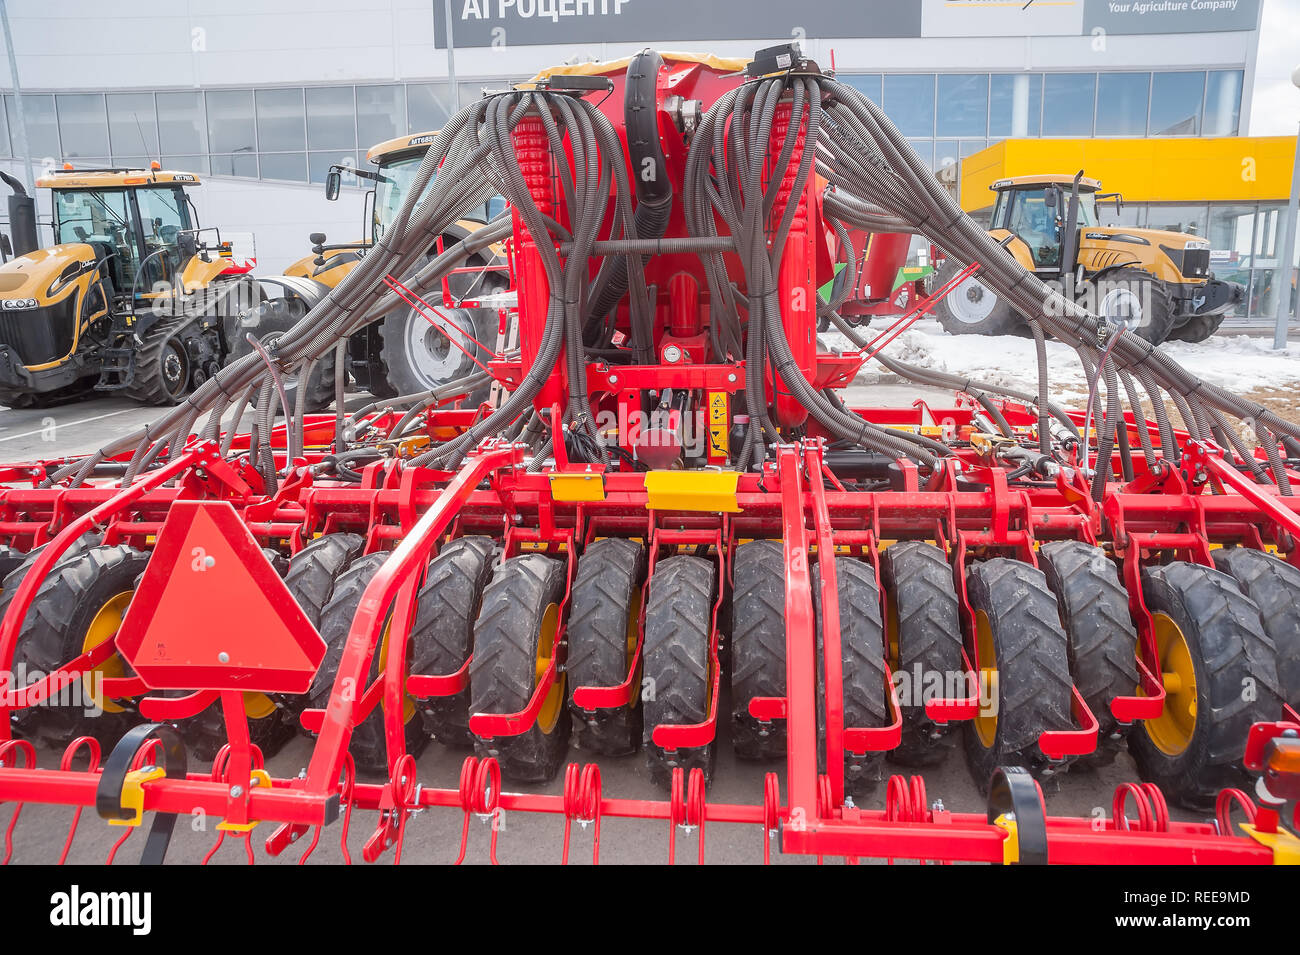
802,73,1297,498
45,87,653,487
42,65,1300,495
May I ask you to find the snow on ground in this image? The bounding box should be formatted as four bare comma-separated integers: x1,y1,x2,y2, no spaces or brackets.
826,320,1300,407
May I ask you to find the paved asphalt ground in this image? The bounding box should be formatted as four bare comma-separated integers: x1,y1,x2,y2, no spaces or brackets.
0,383,1205,865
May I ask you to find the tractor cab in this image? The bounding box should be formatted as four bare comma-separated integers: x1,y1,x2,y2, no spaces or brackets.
988,174,1104,272
41,167,206,305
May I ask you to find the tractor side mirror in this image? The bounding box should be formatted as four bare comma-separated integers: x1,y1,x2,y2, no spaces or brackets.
325,169,342,201
1044,186,1059,209
178,231,198,260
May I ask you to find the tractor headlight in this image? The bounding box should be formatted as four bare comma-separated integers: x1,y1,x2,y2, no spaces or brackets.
0,298,38,310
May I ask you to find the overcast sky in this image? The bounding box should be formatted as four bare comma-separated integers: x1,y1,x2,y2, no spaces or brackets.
1250,0,1300,135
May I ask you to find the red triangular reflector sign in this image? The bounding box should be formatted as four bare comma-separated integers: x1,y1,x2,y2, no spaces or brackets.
116,500,326,694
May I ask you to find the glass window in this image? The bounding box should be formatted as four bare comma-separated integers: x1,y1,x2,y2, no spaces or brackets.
841,74,881,105
1207,204,1256,269
259,152,307,182
56,94,108,158
1146,203,1208,237
935,142,961,172
1094,73,1148,136
936,74,987,138
1204,70,1242,137
356,85,405,149
309,150,362,185
53,186,137,289
162,155,209,175
157,92,207,155
1149,71,1204,136
883,74,934,138
1254,204,1285,264
0,99,9,157
206,90,256,154
989,74,1041,138
135,185,191,288
5,93,60,160
1042,74,1095,136
407,83,453,133
210,153,258,178
256,88,305,152
107,93,159,161
307,87,355,150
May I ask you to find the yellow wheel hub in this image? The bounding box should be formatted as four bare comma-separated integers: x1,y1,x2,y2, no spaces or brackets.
1145,612,1197,756
376,620,417,725
81,591,133,714
974,610,998,749
536,602,564,733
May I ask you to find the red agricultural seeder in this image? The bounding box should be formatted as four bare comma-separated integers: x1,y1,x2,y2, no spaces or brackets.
0,46,1297,866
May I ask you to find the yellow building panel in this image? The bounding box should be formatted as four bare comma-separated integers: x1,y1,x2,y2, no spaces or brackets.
960,137,1297,212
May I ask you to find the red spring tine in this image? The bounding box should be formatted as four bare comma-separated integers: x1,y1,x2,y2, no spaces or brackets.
668,767,684,865
1141,783,1169,832
390,753,419,866
337,753,356,866
561,762,602,865
910,775,929,823
1112,782,1153,832
762,772,780,865
0,739,36,864
687,767,707,865
297,753,356,865
455,756,501,865
1215,788,1257,837
57,736,101,865
455,756,478,864
475,757,502,865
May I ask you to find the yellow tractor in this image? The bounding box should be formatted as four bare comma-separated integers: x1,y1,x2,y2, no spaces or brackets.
933,172,1243,344
0,166,257,407
238,132,508,409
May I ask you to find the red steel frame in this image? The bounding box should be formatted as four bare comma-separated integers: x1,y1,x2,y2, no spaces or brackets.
1,55,1298,865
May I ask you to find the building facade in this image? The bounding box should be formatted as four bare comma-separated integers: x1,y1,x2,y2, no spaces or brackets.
0,0,1278,283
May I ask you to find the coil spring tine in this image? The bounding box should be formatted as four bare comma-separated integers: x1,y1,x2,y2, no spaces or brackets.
57,737,101,865
0,740,36,865
762,772,780,865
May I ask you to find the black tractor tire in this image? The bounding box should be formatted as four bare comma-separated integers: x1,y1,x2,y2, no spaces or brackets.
409,536,496,746
812,557,890,801
306,552,428,775
1090,268,1177,346
469,553,571,783
962,558,1074,793
933,258,1028,338
1166,310,1227,344
1128,562,1275,810
1038,541,1140,767
566,537,647,756
730,540,787,760
642,555,717,788
125,320,194,405
1210,548,1299,713
229,297,337,412
273,533,366,721
377,306,499,404
880,541,964,767
0,545,149,748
